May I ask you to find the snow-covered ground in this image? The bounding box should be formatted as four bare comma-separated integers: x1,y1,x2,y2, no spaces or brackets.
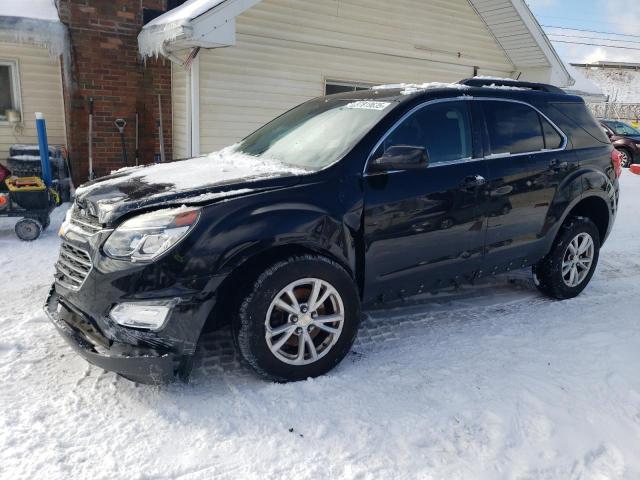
1,172,639,480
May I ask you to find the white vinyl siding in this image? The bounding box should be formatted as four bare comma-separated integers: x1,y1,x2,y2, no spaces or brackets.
0,43,66,162
172,62,189,159
180,0,516,153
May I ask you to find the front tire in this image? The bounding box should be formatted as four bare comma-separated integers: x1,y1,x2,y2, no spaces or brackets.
233,255,361,382
533,216,600,299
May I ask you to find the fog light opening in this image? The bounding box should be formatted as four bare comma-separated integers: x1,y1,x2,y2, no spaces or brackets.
109,300,179,331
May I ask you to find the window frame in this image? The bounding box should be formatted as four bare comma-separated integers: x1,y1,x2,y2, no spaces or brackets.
375,100,475,167
0,58,22,124
475,98,567,159
366,98,482,174
365,97,568,174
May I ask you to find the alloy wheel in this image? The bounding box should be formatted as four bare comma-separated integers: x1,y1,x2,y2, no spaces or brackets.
619,150,631,168
265,278,344,365
561,232,595,287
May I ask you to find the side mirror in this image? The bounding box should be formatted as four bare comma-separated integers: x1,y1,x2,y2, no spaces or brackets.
370,145,429,172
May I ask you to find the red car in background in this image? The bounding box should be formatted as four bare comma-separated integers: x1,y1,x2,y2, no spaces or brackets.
600,119,640,168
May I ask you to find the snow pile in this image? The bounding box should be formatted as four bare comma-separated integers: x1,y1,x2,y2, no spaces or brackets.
1,173,640,478
0,0,67,56
564,64,605,98
573,66,640,103
373,82,471,96
138,0,226,58
76,146,308,198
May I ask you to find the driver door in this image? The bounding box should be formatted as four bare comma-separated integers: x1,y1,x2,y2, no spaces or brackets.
362,100,488,304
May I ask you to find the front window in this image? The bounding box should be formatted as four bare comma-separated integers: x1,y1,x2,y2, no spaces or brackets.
603,121,640,136
231,98,396,170
380,101,472,164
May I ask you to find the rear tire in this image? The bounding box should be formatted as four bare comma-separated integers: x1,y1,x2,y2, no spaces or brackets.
233,255,361,382
617,148,632,168
533,216,600,299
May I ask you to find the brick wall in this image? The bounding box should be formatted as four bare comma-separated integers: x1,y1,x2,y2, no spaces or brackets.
57,0,172,183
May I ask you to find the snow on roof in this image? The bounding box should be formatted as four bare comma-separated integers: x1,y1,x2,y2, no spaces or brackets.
0,0,59,22
0,0,66,56
146,0,226,30
139,0,228,58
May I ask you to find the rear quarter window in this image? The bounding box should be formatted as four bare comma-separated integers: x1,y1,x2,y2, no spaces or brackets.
548,102,610,148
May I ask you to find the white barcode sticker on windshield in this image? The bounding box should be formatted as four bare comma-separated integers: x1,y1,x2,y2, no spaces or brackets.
345,101,391,110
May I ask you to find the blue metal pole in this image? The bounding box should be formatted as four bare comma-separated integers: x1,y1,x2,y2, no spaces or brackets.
35,112,52,187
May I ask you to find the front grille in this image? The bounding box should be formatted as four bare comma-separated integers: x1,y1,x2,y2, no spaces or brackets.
69,205,102,236
55,242,92,291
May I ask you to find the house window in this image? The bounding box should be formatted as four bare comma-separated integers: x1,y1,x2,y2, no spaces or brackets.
325,80,375,96
0,60,21,122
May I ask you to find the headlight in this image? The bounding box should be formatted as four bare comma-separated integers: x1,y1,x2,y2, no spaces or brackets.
103,207,200,262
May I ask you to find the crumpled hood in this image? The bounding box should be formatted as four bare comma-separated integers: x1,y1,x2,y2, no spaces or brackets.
75,148,308,225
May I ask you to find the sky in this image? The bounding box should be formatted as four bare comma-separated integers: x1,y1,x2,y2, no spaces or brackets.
526,0,640,64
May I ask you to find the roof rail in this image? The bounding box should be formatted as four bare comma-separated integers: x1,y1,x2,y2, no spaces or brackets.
459,78,566,94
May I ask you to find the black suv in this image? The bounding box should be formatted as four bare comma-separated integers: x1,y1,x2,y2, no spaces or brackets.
46,78,620,384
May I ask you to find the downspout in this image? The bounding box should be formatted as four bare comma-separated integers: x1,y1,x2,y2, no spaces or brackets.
189,55,200,157
161,44,200,157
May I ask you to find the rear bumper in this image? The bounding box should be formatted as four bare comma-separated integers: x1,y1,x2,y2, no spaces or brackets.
44,288,185,384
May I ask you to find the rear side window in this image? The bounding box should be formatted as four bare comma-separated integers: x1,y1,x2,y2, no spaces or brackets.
382,101,472,164
482,101,544,155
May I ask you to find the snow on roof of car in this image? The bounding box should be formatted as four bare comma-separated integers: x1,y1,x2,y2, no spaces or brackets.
372,82,471,96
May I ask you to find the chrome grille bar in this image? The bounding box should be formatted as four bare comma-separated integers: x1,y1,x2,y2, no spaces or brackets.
55,242,92,291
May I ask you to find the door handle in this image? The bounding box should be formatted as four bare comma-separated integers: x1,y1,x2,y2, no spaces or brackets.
461,175,487,189
549,159,568,171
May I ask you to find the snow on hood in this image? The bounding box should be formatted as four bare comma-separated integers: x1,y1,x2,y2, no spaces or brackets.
372,82,471,96
76,146,309,199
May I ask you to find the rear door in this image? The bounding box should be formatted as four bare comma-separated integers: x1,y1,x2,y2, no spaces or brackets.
362,100,488,303
477,99,574,271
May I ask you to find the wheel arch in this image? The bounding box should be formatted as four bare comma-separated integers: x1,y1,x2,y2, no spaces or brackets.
563,195,611,244
203,242,358,333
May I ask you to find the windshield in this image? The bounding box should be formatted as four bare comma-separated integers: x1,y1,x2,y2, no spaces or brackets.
230,98,396,170
604,121,640,136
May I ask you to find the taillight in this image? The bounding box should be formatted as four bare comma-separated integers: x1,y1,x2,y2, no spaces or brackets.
611,149,622,178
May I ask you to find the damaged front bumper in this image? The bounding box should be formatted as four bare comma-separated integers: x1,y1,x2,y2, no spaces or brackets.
45,288,191,384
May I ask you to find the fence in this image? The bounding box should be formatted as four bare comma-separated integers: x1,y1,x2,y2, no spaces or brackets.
586,103,640,126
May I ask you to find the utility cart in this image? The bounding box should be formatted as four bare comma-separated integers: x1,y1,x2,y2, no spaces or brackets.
0,175,60,241
0,113,64,241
